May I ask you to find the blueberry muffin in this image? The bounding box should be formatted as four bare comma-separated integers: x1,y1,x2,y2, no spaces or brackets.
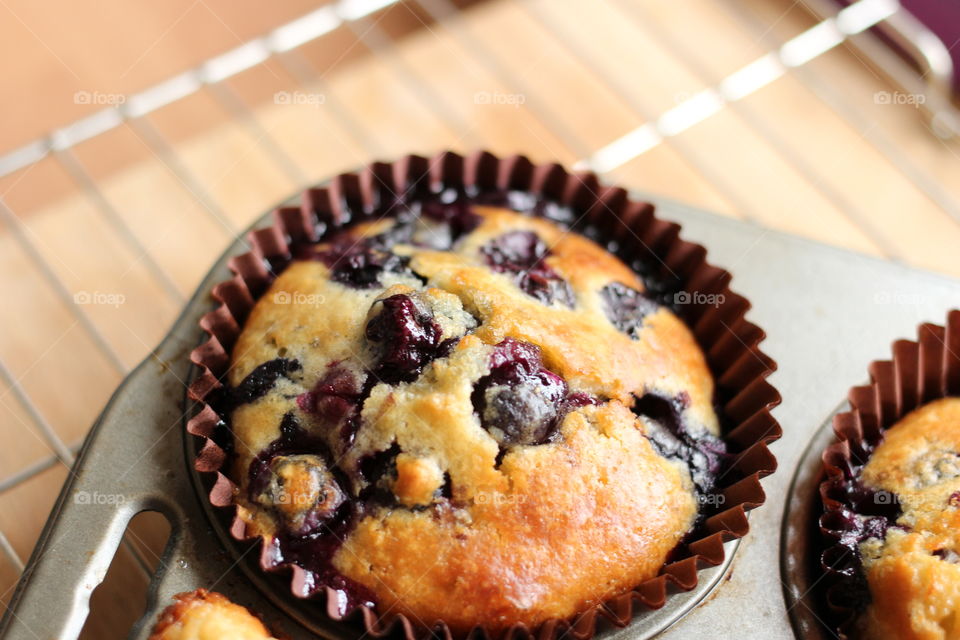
149,590,275,640
218,195,726,633
844,398,960,640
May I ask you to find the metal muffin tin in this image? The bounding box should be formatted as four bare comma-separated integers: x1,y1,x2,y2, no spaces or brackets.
782,404,848,640
2,191,959,640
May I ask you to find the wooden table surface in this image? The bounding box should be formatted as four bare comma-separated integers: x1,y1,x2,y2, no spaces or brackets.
0,0,958,636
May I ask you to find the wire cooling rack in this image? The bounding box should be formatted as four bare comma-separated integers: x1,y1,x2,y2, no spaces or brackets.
0,0,959,634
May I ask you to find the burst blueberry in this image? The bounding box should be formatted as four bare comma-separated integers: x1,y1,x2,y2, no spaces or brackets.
633,392,727,498
600,282,658,339
481,231,575,307
473,338,596,446
365,294,450,384
313,232,411,289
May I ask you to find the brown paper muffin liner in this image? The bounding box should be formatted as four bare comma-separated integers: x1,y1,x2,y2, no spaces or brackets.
818,310,960,638
186,151,782,640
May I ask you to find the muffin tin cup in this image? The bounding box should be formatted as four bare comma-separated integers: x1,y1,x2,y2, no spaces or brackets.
186,151,782,640
815,309,960,638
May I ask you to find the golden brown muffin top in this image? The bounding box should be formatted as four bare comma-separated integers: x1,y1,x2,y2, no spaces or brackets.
856,397,960,640
222,203,723,633
149,590,275,640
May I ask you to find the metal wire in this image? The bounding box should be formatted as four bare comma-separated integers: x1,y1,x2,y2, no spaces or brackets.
520,0,761,224
344,12,486,149
0,447,76,495
0,531,23,573
417,0,596,159
275,49,388,157
123,117,239,237
0,199,128,374
605,0,902,259
205,82,311,189
53,149,187,302
719,0,960,227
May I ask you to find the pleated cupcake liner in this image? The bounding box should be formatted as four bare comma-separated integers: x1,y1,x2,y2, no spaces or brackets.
186,150,782,640
819,309,960,638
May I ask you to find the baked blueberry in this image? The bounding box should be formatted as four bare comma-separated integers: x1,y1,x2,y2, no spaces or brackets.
296,363,364,422
254,454,345,535
481,230,575,307
472,338,596,447
365,294,445,383
633,393,727,497
600,282,659,339
312,232,412,289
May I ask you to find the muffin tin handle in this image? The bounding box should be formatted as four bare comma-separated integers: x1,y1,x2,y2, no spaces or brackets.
6,494,137,638
0,320,226,639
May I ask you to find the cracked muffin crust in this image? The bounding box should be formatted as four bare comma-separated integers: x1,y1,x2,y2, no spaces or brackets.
219,197,726,633
848,398,960,640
